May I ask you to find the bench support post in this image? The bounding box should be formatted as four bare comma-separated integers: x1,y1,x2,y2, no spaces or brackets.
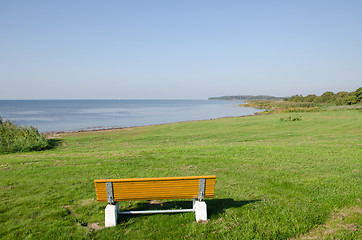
193,178,207,222
105,202,119,227
194,200,207,222
105,182,119,227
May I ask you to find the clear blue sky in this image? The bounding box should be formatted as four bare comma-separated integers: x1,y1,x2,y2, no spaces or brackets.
1,0,361,99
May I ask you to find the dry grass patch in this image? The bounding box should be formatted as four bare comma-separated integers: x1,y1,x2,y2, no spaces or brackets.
294,206,362,240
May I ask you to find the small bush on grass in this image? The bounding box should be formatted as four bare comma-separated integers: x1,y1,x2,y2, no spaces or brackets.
0,116,49,154
280,115,302,122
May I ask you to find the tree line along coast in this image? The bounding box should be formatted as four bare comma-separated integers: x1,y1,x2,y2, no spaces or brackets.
286,87,361,105
210,87,362,105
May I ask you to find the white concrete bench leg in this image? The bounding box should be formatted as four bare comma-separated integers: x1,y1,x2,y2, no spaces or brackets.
105,202,119,227
193,199,207,222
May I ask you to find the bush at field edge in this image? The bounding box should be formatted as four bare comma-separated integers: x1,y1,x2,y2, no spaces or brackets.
0,116,49,154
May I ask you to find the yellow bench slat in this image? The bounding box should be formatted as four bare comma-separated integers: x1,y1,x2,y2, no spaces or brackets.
94,175,216,183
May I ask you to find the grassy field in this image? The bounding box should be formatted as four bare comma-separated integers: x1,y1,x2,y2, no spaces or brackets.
0,109,361,239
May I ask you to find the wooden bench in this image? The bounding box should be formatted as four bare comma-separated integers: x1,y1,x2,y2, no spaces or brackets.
94,175,216,227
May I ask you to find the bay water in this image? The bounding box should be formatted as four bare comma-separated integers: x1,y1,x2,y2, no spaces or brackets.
0,100,262,133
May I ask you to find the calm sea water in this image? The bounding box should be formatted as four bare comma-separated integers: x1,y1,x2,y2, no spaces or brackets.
0,100,262,132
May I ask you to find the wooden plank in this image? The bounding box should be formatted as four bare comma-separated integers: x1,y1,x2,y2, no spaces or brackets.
94,175,216,183
94,176,216,202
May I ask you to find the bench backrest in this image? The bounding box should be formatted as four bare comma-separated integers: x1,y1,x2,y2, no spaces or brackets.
94,175,216,202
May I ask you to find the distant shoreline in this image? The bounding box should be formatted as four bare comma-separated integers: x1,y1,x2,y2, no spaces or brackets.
209,95,286,100
45,113,260,136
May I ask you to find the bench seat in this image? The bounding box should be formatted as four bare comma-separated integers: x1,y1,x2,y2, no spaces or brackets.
94,175,216,227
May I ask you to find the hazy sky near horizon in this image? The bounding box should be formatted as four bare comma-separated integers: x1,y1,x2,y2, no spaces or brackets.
1,1,361,100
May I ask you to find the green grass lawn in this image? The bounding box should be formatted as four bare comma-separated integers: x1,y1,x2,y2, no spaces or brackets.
0,110,361,239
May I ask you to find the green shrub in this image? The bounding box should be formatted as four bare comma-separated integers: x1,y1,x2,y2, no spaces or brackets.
0,116,49,154
313,91,336,104
346,87,362,105
304,94,318,102
280,115,302,122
